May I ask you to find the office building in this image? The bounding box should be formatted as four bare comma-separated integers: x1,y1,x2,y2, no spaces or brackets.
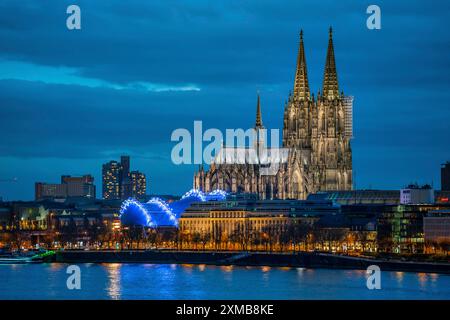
423,210,450,245
308,190,400,205
130,170,146,199
102,161,122,200
120,155,132,199
35,175,95,200
179,199,340,250
102,156,147,200
61,175,96,198
400,184,434,204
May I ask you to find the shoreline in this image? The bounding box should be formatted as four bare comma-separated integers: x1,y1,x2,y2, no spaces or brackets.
49,250,450,274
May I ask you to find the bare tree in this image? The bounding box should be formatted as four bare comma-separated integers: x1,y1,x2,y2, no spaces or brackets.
200,232,210,250
192,232,201,250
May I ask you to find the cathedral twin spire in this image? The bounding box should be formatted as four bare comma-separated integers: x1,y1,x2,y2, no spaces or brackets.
322,27,339,100
194,27,352,197
255,27,340,132
292,27,340,101
293,30,310,101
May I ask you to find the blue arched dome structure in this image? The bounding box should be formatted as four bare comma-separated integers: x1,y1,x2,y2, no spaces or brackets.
120,199,154,227
170,189,204,215
119,189,227,228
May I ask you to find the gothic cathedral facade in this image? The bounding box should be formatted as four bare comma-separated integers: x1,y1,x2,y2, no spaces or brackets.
194,28,353,199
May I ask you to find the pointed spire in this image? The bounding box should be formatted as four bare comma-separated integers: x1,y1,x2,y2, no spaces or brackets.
255,93,264,129
322,26,339,100
293,29,310,100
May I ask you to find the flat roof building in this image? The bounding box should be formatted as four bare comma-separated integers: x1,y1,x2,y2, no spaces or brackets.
424,210,450,244
35,175,95,201
307,190,401,205
180,199,341,250
400,184,434,205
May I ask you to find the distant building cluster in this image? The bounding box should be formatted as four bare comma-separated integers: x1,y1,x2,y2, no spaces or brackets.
35,175,96,201
32,155,147,202
102,155,146,200
177,191,450,254
0,198,121,249
1,188,449,255
1,158,450,256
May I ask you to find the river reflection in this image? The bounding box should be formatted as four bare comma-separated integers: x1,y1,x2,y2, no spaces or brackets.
0,263,449,300
105,263,121,300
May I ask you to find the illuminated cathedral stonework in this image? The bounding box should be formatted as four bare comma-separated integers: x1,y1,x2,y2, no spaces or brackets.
194,28,353,199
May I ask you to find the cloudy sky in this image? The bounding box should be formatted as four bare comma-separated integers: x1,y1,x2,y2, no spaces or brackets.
0,0,449,200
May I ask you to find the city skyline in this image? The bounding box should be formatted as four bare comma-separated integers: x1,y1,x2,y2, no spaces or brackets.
0,1,449,200
29,155,148,201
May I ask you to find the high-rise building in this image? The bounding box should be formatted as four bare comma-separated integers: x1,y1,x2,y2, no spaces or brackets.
342,96,354,139
102,161,121,200
130,171,146,199
102,156,148,200
441,162,450,191
120,156,130,177
120,156,132,199
35,175,96,200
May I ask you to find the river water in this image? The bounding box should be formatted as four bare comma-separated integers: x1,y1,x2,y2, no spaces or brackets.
0,263,449,299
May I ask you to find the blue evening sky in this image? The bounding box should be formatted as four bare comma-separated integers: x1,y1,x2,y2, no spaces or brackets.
0,1,449,200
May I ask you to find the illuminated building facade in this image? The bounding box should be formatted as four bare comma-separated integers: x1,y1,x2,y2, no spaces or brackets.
102,160,121,200
102,156,147,200
179,199,340,250
194,28,353,200
1,191,448,253
375,204,447,254
130,171,146,199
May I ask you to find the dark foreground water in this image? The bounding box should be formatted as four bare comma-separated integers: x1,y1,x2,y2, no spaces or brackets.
0,263,449,300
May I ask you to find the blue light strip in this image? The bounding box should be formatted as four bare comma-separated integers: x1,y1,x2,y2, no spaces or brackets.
120,189,228,227
147,197,178,226
120,198,155,227
181,188,206,201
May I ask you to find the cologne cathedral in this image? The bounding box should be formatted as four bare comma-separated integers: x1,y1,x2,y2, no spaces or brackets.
194,28,353,200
